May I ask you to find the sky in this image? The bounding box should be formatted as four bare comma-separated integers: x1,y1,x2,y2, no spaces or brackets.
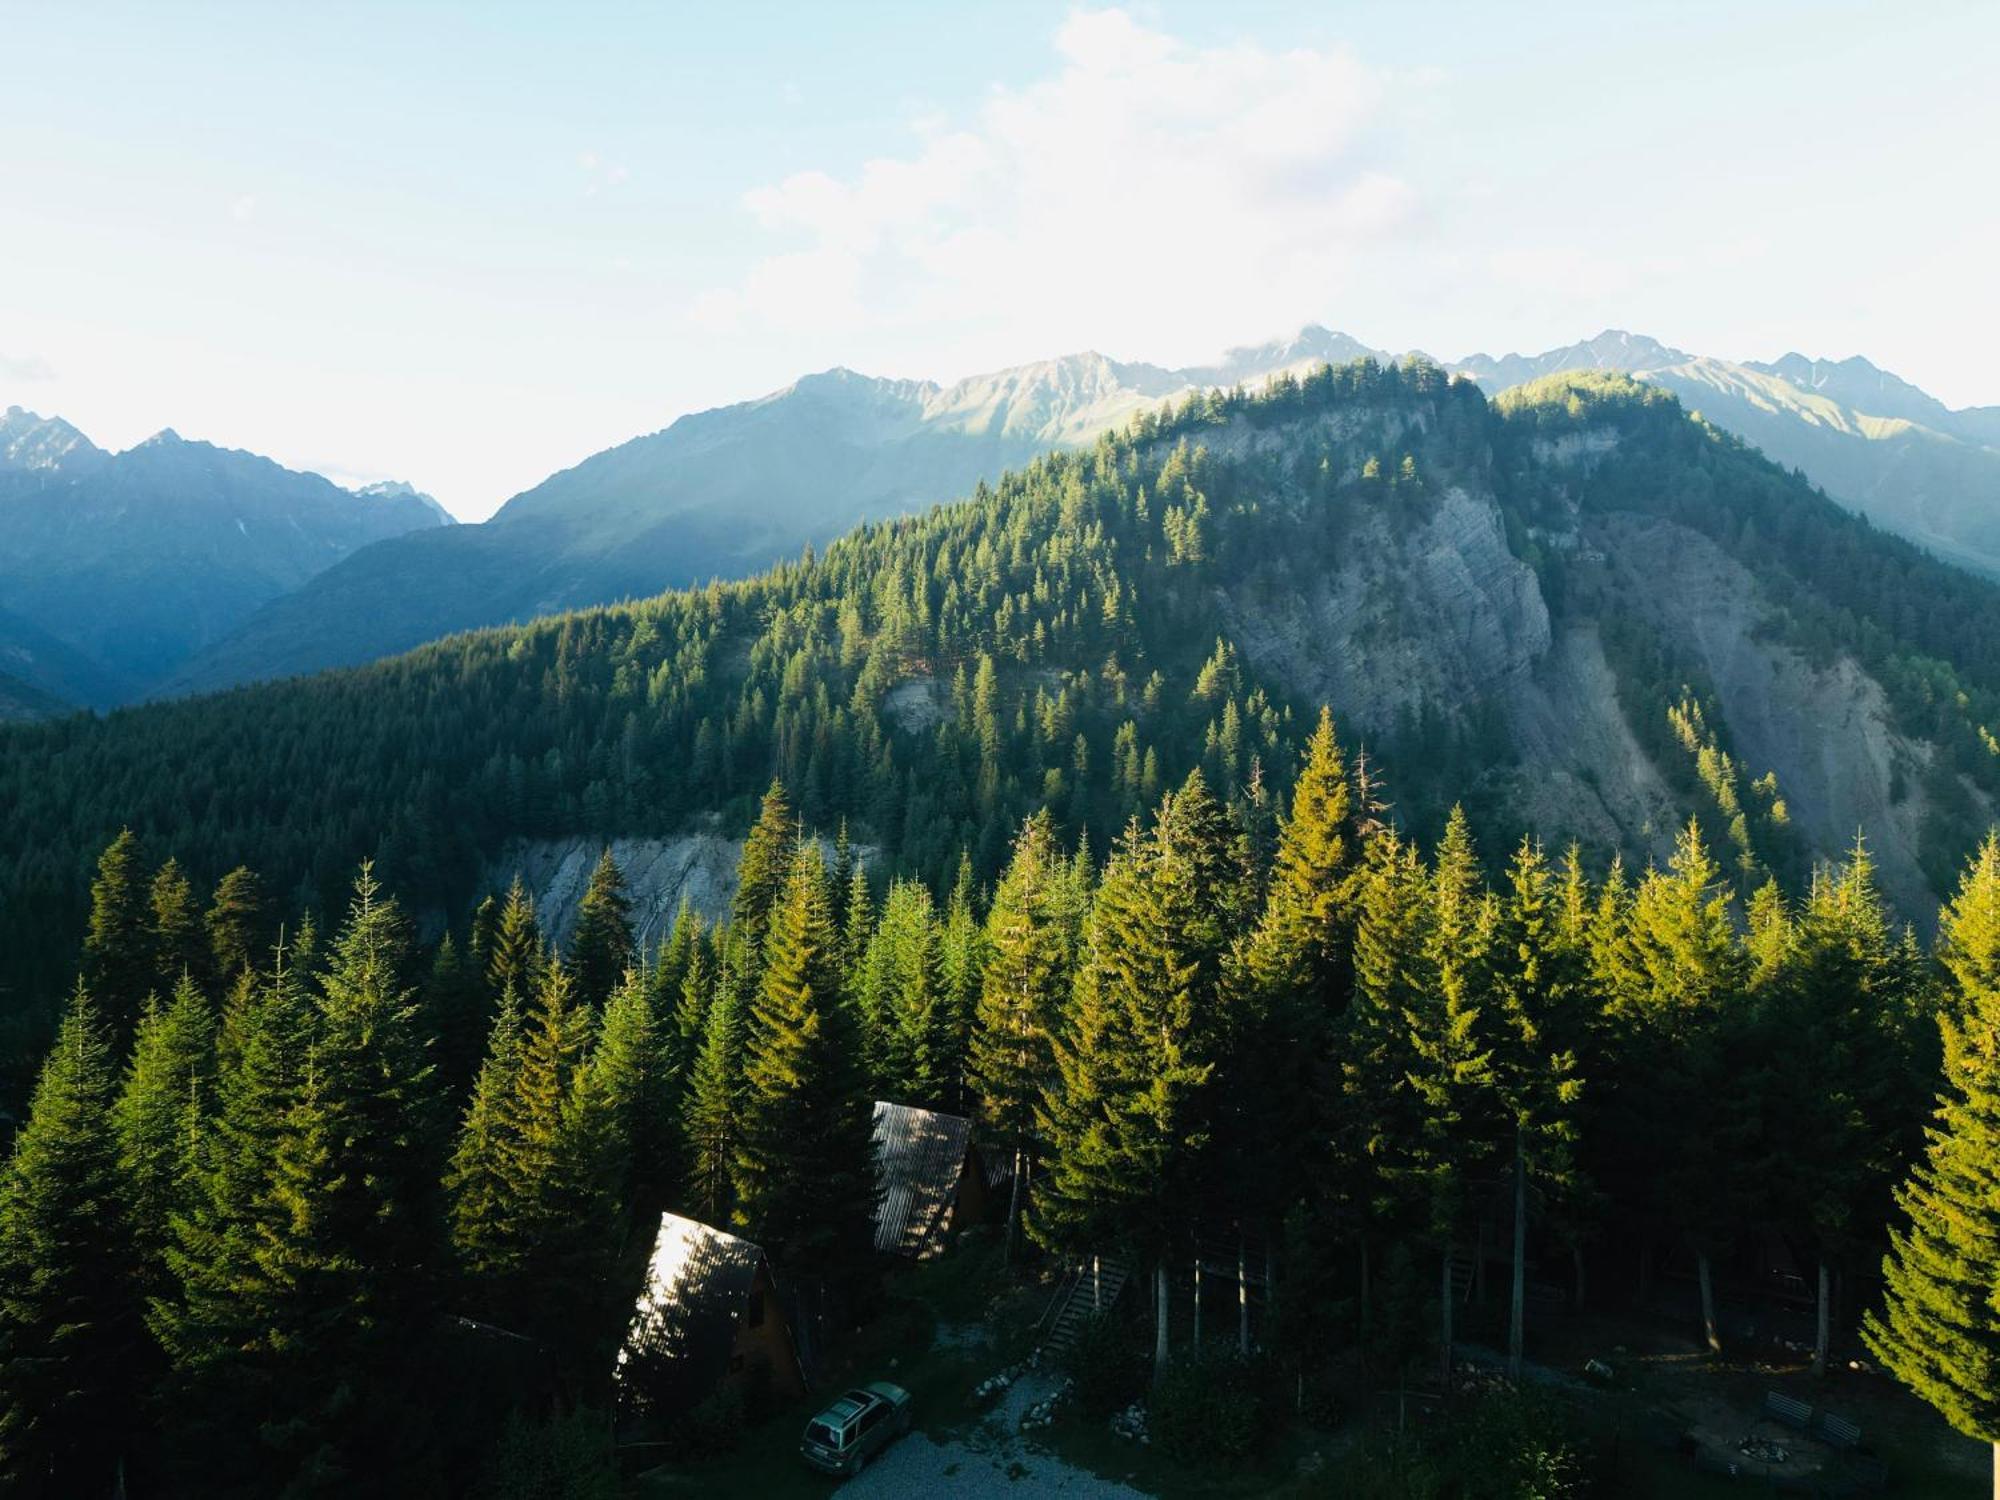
1,1,1994,520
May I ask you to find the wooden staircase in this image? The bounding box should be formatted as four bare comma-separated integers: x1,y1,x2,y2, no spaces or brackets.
1449,1246,1478,1305
1039,1254,1130,1359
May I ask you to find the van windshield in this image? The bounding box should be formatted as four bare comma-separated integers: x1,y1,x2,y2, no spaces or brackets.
807,1421,845,1449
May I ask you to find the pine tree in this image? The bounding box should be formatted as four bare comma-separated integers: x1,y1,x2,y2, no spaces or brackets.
568,848,634,1010
733,781,798,962
733,842,877,1281
1865,834,2000,1483
1246,706,1353,1007
1336,824,1431,1335
588,967,675,1216
446,983,526,1286
682,984,743,1227
155,936,315,1487
486,876,546,1002
858,879,945,1104
1032,775,1241,1381
0,987,135,1495
82,828,154,1038
1616,820,1750,1352
205,866,268,984
423,928,492,1094
936,855,987,1114
970,811,1078,1257
150,856,211,995
114,975,217,1314
1758,840,1910,1374
250,865,440,1491
1401,806,1498,1380
1488,838,1585,1379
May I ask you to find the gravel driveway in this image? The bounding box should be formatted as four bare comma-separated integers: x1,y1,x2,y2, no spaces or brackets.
834,1372,1148,1499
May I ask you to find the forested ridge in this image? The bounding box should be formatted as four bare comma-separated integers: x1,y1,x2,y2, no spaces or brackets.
7,363,2000,1095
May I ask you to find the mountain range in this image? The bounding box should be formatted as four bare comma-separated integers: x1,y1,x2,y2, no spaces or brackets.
158,326,2000,699
0,406,449,706
8,362,2000,1035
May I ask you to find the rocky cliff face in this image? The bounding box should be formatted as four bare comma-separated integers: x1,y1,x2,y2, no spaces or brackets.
487,831,871,949
1219,422,1951,913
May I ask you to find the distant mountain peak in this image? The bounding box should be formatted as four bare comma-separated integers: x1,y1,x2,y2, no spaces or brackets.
0,406,102,472
352,479,454,524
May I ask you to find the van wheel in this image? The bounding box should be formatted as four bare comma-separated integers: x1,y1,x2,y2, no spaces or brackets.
851,1453,866,1477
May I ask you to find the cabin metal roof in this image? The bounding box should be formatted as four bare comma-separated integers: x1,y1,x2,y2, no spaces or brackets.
872,1100,972,1256
616,1211,771,1417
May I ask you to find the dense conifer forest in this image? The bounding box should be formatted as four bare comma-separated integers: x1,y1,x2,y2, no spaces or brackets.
5,740,2000,1493
9,363,2000,1492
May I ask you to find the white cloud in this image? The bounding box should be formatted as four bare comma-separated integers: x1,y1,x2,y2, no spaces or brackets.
0,352,56,381
691,7,1424,366
230,194,257,223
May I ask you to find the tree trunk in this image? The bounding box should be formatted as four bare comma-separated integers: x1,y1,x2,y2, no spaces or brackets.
1193,1251,1203,1349
1004,1145,1023,1267
1572,1243,1586,1311
1697,1251,1721,1354
1360,1238,1372,1338
1475,1221,1488,1306
1990,1439,1998,1500
1238,1233,1250,1355
1440,1244,1455,1386
1639,1240,1653,1306
1093,1253,1102,1311
1509,1132,1527,1381
1813,1260,1830,1378
1154,1259,1171,1383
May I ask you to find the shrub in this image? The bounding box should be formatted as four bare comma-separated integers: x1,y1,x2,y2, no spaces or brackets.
480,1407,618,1500
1065,1312,1147,1418
670,1381,747,1460
1448,1382,1589,1499
1150,1349,1270,1464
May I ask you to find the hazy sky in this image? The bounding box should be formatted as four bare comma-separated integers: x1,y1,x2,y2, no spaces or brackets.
2,1,1993,519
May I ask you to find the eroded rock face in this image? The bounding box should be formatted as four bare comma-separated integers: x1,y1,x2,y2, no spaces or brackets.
487,831,873,949
1223,473,1953,914
1224,484,1550,732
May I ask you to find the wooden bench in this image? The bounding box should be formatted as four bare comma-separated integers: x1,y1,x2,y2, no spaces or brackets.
1763,1390,1813,1431
1812,1409,1864,1450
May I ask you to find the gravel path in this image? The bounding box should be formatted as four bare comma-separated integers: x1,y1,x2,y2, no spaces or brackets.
834,1372,1149,1500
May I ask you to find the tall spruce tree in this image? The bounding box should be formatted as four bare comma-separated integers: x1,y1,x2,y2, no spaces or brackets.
733,781,799,962
82,829,154,1038
681,983,743,1228
0,987,135,1496
446,983,526,1289
588,967,676,1218
1402,806,1499,1380
970,811,1079,1259
732,841,877,1282
205,866,268,985
1488,838,1585,1379
249,865,440,1492
857,879,945,1105
1866,833,2000,1488
114,975,217,1316
1033,774,1242,1381
568,848,635,1010
1617,821,1751,1352
486,876,546,1003
154,936,315,1491
149,856,211,996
